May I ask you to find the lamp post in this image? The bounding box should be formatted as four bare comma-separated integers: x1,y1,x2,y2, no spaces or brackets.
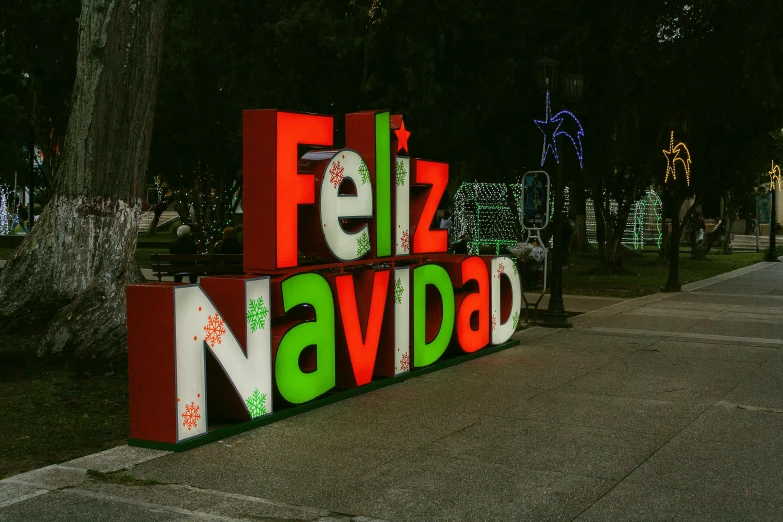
664,181,682,291
766,161,781,262
534,55,584,328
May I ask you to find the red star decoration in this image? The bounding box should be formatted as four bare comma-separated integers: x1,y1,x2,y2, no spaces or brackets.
395,120,411,153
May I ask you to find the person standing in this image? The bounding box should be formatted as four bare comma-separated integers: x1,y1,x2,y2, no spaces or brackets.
697,213,707,243
440,210,452,245
440,210,452,230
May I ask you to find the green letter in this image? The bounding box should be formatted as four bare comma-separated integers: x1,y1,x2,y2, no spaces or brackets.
375,111,391,256
276,273,335,403
413,264,455,367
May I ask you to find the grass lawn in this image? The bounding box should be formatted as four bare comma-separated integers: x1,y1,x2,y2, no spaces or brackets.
135,247,165,269
0,246,770,478
0,353,128,479
562,250,764,298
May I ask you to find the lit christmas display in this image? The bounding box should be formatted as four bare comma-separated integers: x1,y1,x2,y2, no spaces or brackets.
534,91,585,168
631,189,664,249
452,183,522,254
0,187,10,235
769,160,781,191
663,131,692,186
453,182,655,252
582,194,636,247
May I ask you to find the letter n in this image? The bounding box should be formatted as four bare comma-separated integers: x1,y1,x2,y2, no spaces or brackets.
127,278,273,445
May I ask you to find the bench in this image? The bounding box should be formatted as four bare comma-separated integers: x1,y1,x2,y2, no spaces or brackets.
151,254,244,282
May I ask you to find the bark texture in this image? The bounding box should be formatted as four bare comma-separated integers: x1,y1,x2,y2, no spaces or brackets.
0,0,168,358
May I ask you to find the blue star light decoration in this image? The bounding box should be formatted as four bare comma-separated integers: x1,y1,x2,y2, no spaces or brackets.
534,91,585,169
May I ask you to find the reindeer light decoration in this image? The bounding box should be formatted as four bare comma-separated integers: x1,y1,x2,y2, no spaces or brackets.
769,160,781,192
663,131,692,186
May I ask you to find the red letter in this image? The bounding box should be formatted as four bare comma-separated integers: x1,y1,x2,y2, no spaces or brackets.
335,270,391,386
243,110,333,271
411,159,448,254
456,257,490,352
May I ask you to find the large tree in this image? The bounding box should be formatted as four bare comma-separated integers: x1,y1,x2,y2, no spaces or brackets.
0,0,168,358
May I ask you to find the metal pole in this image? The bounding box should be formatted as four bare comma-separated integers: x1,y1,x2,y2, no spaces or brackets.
666,184,682,291
543,134,572,328
756,174,761,253
766,185,778,262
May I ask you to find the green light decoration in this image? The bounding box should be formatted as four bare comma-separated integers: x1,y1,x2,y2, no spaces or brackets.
453,183,661,252
632,189,664,250
453,183,523,254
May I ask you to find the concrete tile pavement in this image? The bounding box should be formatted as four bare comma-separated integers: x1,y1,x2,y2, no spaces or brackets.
3,261,783,520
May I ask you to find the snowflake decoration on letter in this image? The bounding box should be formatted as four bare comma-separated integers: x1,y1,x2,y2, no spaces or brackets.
358,160,370,185
203,313,226,347
511,311,520,330
399,230,410,253
181,401,201,431
357,231,370,257
246,296,269,333
395,160,407,187
497,262,505,278
399,352,410,373
329,160,345,189
394,277,404,305
491,314,497,331
245,388,267,419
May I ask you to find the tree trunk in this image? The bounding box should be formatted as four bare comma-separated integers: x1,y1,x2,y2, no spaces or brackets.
594,179,607,262
0,0,168,358
606,199,634,268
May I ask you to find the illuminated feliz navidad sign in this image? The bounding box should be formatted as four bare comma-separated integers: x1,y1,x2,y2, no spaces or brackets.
126,110,522,447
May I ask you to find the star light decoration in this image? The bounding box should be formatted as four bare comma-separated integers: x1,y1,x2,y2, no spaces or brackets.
393,116,411,153
769,160,781,192
663,131,692,186
534,91,585,169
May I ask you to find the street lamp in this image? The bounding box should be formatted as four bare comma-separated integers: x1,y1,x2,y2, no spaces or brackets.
766,161,781,262
534,54,584,328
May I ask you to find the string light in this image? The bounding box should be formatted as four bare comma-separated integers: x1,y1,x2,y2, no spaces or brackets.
453,183,521,254
769,160,781,192
0,187,9,235
631,189,663,249
584,195,635,246
534,91,585,169
663,131,692,186
456,181,656,251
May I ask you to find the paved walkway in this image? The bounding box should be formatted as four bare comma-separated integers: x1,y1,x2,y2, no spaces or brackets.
2,262,783,520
